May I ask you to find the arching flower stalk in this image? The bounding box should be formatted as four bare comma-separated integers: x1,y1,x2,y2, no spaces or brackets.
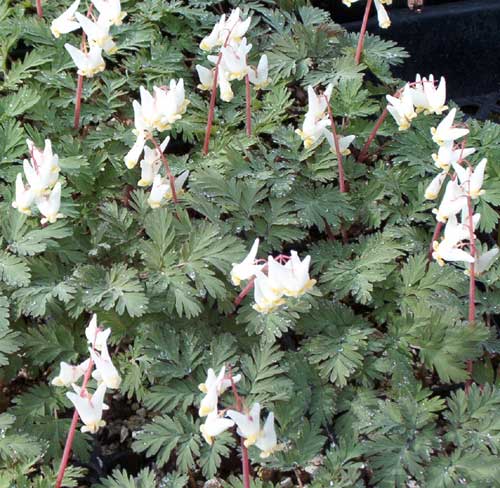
36,0,43,18
123,82,189,210
54,314,121,488
352,0,393,65
51,0,126,128
198,365,280,488
231,239,316,313
296,85,354,194
197,8,270,155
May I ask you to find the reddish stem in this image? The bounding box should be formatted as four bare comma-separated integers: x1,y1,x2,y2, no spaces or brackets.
466,196,476,324
73,75,84,130
234,277,256,308
148,135,178,204
245,74,252,137
202,58,221,155
325,96,346,193
358,108,388,163
354,0,373,65
229,368,251,488
55,357,94,488
36,0,43,17
428,221,443,261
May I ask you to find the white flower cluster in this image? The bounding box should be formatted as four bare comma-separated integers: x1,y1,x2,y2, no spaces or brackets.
343,0,392,29
124,82,190,209
295,84,355,154
231,239,316,314
198,366,279,458
387,74,448,131
421,110,498,272
12,139,63,225
196,8,270,102
52,314,121,434
51,0,125,77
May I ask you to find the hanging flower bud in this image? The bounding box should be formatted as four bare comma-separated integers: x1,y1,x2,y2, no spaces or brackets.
230,238,262,286
324,132,356,156
424,172,447,200
253,271,286,314
91,0,126,26
423,76,448,115
196,65,214,91
432,142,475,172
147,175,169,209
199,366,242,395
431,108,469,146
85,314,111,351
373,0,391,28
51,0,81,38
66,383,107,433
65,44,105,78
199,383,219,417
90,342,121,389
124,134,146,169
306,84,333,121
467,247,499,276
52,359,90,387
295,114,330,149
138,138,169,187
386,85,416,131
226,402,261,447
255,412,279,458
37,182,63,225
75,13,117,54
200,411,235,445
248,54,270,90
12,174,34,215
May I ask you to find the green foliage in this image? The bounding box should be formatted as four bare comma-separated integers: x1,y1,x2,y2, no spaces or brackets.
0,0,499,486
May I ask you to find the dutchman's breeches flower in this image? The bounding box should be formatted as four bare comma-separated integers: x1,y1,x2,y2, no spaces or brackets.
66,383,108,433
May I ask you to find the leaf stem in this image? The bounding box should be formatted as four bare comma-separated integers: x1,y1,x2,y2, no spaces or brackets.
73,75,84,130
36,0,43,17
354,0,373,65
358,108,388,163
324,96,346,193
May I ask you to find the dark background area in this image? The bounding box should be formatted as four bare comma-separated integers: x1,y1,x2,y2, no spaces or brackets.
314,0,500,119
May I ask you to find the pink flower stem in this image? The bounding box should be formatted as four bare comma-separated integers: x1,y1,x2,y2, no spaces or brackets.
36,0,43,17
428,221,443,261
245,74,252,137
234,277,256,308
229,368,251,488
354,0,373,65
357,108,388,163
325,96,346,193
202,57,221,155
55,357,95,488
148,134,178,205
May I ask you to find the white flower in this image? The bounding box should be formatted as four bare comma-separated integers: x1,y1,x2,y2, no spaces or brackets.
148,174,169,209
230,238,262,286
153,79,189,130
200,411,235,445
164,170,189,201
386,85,416,131
85,314,111,351
266,256,290,296
91,0,126,26
218,69,234,102
198,366,241,395
468,247,499,275
306,84,333,121
199,383,218,417
374,0,391,28
12,174,34,215
75,13,117,54
225,9,252,44
432,214,475,267
432,142,475,172
295,114,330,149
432,179,467,223
283,251,316,298
138,138,169,187
424,172,447,200
324,132,356,156
220,38,252,81
226,402,261,447
65,44,105,77
409,74,429,112
90,342,121,389
51,0,80,38
200,18,223,51
431,108,469,146
124,134,146,169
248,54,270,90
452,158,487,199
66,383,107,433
252,271,285,314
52,359,90,387
196,65,214,91
423,75,448,115
255,412,279,458
37,182,63,225
342,0,359,5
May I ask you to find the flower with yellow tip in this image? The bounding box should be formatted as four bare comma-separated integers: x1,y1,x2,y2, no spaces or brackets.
255,412,279,458
431,108,469,146
424,172,447,200
66,383,107,434
52,359,90,387
50,0,80,38
295,114,330,149
200,411,235,445
226,403,261,448
230,238,263,286
65,44,105,78
374,0,391,28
